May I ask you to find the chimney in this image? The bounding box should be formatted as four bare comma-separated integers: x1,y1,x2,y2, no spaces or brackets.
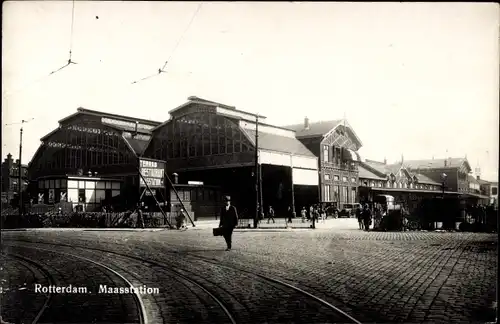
304,117,310,130
383,157,387,164
444,160,447,167
477,175,480,181
134,121,139,136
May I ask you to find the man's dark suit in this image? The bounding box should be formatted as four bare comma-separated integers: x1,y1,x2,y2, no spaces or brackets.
219,205,239,249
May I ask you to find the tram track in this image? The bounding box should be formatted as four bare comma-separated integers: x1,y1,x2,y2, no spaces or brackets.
4,239,362,323
1,245,146,324
3,241,237,324
1,253,55,324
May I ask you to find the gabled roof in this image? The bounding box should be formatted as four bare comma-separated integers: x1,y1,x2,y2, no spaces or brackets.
358,164,386,180
414,173,441,185
283,119,363,147
403,158,469,170
361,160,390,177
284,120,343,138
468,174,480,185
59,107,162,126
244,129,315,157
361,160,441,185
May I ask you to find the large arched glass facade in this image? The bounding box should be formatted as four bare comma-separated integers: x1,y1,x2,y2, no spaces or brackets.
29,116,138,180
144,112,255,170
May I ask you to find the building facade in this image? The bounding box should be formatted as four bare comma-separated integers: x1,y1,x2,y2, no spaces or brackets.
1,153,28,204
28,108,162,211
284,118,362,207
143,96,319,217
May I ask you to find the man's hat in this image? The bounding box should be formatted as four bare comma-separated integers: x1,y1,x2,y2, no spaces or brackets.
224,196,231,201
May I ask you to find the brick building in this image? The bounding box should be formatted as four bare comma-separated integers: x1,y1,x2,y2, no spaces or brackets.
1,153,28,204
283,118,362,207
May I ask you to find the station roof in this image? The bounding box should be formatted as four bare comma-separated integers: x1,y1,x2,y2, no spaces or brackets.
244,130,316,157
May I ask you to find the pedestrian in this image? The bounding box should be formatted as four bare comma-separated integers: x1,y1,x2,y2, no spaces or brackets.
218,196,239,251
301,207,307,223
287,206,293,223
356,206,363,230
136,204,145,228
267,206,276,224
362,204,372,231
320,206,326,223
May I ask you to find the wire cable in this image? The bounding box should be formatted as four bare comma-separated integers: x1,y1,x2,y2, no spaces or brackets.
131,2,203,84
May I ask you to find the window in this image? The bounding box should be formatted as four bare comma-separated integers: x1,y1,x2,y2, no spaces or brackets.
341,186,348,203
342,176,348,182
351,188,357,203
333,186,339,201
323,145,329,162
334,175,340,181
492,187,498,195
78,189,86,203
323,185,331,201
370,181,375,187
351,177,356,183
324,174,331,180
378,182,382,188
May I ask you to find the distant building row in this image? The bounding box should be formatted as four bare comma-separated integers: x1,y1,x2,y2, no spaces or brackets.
2,96,495,216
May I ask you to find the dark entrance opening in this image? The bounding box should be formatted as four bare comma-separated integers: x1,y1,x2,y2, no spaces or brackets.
175,166,256,219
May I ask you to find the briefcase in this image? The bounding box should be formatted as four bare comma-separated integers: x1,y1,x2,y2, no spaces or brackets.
213,227,224,236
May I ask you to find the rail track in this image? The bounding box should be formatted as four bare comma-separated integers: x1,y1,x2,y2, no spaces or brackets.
1,253,55,324
1,245,146,324
4,239,362,323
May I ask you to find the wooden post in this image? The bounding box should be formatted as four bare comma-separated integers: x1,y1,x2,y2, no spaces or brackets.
137,167,173,229
290,155,295,216
254,115,260,228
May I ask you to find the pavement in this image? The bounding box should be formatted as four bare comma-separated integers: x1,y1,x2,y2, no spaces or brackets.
1,217,359,232
2,220,497,323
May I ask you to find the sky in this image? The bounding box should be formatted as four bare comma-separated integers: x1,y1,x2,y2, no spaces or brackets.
2,1,499,181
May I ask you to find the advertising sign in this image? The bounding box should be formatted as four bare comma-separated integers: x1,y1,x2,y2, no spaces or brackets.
139,158,165,188
38,193,44,204
60,191,67,202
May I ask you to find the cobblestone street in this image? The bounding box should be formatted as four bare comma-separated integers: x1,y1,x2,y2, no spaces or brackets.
2,220,497,323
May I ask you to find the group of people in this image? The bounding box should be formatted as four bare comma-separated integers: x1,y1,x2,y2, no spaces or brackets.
355,203,392,231
300,205,327,223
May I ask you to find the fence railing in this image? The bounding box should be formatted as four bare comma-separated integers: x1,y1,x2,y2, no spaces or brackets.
1,212,175,229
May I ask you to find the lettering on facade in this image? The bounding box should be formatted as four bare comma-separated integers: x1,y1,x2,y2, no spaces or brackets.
139,159,165,188
102,118,154,130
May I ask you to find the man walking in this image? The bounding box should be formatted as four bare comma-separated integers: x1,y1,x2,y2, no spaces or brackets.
362,204,372,231
219,196,239,251
267,206,276,224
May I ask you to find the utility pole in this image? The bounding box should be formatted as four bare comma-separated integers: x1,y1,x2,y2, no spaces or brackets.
254,115,260,228
18,127,23,219
4,118,33,220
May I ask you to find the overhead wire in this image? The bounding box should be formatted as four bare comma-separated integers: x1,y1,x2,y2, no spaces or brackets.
4,0,78,98
131,2,203,84
49,0,78,75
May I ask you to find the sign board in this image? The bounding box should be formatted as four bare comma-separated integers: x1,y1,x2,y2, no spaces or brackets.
139,158,166,188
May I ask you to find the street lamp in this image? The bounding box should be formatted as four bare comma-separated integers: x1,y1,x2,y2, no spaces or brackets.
440,173,447,198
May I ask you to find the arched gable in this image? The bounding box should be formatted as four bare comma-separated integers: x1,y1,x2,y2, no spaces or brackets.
144,112,255,170
29,118,137,179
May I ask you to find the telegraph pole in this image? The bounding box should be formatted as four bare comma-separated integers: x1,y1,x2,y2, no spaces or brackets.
4,119,34,219
254,115,260,228
18,127,23,218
